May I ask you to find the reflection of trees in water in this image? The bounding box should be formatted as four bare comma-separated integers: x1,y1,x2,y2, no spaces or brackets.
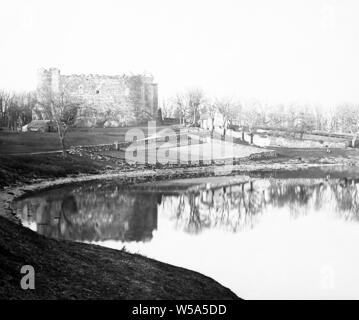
15,184,158,243
329,179,359,220
265,181,320,218
15,178,359,240
173,193,208,234
186,194,206,234
167,181,267,234
164,178,359,234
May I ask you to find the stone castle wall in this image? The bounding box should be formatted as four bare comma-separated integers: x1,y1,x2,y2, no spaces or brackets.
34,68,158,127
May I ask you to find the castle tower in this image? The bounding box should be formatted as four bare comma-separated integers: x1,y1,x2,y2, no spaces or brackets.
33,68,49,120
142,75,158,117
34,68,158,125
33,68,61,120
36,67,50,90
50,68,61,93
151,83,158,116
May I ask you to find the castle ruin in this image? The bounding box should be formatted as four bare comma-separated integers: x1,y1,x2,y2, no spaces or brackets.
34,68,158,127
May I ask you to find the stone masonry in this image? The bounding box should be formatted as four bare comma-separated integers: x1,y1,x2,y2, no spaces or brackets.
34,68,158,127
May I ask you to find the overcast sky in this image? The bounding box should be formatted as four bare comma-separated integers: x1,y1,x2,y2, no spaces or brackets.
0,0,358,106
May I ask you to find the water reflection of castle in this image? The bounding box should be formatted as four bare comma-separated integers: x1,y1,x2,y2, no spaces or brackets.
15,185,159,243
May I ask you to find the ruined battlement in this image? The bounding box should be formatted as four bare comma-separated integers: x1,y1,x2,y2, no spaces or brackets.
34,68,158,127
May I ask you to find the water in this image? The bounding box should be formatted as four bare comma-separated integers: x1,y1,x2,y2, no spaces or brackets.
14,174,359,299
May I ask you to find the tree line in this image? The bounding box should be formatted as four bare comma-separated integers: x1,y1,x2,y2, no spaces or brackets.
2,87,359,137
1,86,359,156
0,86,81,158
161,89,359,137
0,90,36,130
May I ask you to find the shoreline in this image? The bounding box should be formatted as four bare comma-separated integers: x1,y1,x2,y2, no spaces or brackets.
0,215,240,299
1,159,346,223
1,152,358,300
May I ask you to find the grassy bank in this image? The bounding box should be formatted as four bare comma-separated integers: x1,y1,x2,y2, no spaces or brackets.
2,146,359,190
0,153,241,299
1,146,359,299
0,216,238,299
272,146,359,161
0,154,104,189
0,125,174,155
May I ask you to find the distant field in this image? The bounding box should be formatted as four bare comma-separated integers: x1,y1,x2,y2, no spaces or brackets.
0,125,176,155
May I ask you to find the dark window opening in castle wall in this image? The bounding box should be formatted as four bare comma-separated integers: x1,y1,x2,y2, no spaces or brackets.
35,68,159,127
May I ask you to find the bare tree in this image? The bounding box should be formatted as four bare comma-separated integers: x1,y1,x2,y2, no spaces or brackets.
241,100,266,132
0,91,8,125
214,97,240,136
202,101,217,134
16,92,36,128
186,88,205,125
174,93,187,125
0,90,35,130
333,104,359,146
160,98,176,118
36,85,82,157
0,91,15,129
293,110,315,139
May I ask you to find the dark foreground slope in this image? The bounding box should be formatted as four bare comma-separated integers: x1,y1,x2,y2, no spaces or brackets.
0,216,239,300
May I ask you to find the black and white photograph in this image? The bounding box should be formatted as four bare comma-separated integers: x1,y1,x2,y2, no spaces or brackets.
1,0,359,304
